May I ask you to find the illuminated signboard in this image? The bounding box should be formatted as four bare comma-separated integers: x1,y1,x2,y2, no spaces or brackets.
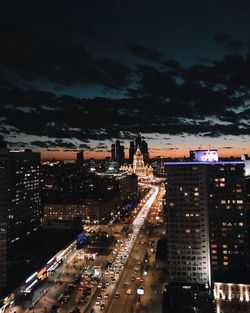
39,273,47,281
137,288,144,295
37,267,47,281
194,150,218,162
77,232,86,248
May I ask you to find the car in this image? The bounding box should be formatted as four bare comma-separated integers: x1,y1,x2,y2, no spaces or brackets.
97,283,102,288
105,281,110,286
95,300,100,305
51,305,58,313
102,285,106,291
100,304,105,311
140,277,144,282
59,295,69,304
96,295,102,300
79,297,88,304
111,278,116,284
126,288,132,295
115,293,120,298
104,294,109,299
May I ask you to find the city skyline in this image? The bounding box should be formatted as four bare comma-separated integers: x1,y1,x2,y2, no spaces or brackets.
40,135,250,161
1,1,250,158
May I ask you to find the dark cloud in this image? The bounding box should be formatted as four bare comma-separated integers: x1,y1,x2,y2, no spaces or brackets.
30,141,55,148
96,143,108,149
213,32,232,44
163,60,182,71
1,1,250,152
225,40,248,52
1,78,249,148
0,22,131,89
126,42,165,62
219,146,234,149
213,33,249,53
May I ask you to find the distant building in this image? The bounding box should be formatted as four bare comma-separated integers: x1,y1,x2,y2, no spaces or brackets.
120,147,153,178
76,150,84,166
0,149,41,296
44,197,121,224
110,140,125,165
43,166,138,224
129,141,135,163
133,133,149,162
111,143,116,160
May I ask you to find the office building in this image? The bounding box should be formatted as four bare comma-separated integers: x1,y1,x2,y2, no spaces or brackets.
111,143,116,161
132,133,149,162
76,150,84,166
0,149,41,296
164,156,248,286
165,162,211,285
129,141,135,163
43,165,138,224
110,140,125,165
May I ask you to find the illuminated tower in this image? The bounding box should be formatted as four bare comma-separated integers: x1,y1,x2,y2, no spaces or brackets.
133,147,146,176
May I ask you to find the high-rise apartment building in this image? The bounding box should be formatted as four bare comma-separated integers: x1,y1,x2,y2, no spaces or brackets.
208,162,247,277
0,149,41,296
164,158,247,286
165,163,211,285
0,149,9,292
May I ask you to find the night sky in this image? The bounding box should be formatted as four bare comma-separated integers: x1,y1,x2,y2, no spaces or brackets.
1,0,250,160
